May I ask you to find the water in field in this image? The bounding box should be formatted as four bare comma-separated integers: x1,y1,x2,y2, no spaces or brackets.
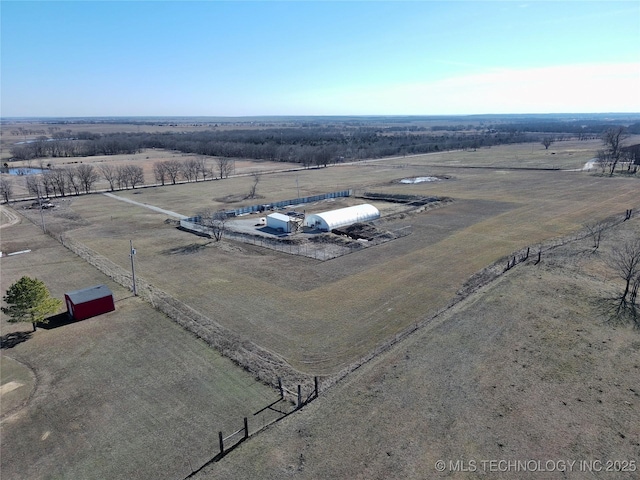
400,176,441,184
4,167,47,175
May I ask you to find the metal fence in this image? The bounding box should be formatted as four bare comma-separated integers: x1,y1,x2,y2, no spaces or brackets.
224,189,353,216
179,220,412,261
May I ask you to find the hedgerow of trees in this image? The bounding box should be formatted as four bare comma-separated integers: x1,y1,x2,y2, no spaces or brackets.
22,163,143,197
8,123,590,167
8,120,639,180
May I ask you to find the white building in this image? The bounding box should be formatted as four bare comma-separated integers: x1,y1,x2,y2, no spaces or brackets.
266,212,295,233
304,204,380,231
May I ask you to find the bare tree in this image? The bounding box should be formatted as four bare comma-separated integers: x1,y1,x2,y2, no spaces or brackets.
41,170,55,197
541,137,554,150
116,165,129,190
247,172,261,199
162,159,182,184
195,157,212,181
10,144,34,161
99,164,118,191
300,147,314,169
602,127,627,176
124,165,144,189
153,161,167,185
181,158,199,182
622,149,639,174
585,221,606,252
76,164,98,193
49,168,68,196
595,150,610,174
26,175,42,197
217,157,233,179
607,238,640,324
31,136,48,158
65,168,81,195
198,209,228,241
631,271,640,309
0,177,13,203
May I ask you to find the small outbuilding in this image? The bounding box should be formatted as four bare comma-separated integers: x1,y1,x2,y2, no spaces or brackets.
304,204,380,231
266,212,302,233
64,284,115,321
266,212,292,232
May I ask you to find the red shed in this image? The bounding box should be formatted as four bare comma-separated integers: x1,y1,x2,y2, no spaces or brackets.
64,285,115,321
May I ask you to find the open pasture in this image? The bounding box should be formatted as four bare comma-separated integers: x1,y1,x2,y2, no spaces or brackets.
199,218,640,480
2,147,300,200
20,140,640,375
1,216,279,480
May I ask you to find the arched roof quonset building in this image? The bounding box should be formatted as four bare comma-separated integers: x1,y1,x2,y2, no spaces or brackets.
304,204,380,231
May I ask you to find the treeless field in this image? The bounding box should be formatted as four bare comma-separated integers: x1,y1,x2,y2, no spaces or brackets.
17,141,640,376
196,218,640,480
0,355,34,417
0,216,279,480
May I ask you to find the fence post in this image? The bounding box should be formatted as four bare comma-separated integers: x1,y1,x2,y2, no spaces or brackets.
314,376,319,398
244,417,249,439
297,385,302,409
218,431,224,455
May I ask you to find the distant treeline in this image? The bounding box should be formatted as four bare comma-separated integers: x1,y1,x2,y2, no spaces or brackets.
9,121,640,164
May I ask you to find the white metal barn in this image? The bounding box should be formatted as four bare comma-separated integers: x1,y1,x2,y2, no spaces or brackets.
266,212,294,233
304,204,380,231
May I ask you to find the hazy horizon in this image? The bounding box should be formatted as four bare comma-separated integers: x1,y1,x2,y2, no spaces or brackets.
3,112,640,122
2,1,639,117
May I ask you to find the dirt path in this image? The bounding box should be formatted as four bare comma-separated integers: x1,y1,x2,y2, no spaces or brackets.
0,205,20,229
102,192,188,219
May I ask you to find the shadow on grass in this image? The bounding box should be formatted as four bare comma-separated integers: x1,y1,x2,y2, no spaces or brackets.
38,312,74,330
0,331,32,349
592,296,640,329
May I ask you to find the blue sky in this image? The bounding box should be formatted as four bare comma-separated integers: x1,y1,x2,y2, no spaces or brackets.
1,1,639,117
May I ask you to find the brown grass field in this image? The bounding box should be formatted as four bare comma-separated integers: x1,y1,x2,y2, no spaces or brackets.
0,215,280,480
13,139,639,376
2,134,640,479
197,217,640,480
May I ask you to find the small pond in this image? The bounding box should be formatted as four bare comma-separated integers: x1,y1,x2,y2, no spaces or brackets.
2,167,48,176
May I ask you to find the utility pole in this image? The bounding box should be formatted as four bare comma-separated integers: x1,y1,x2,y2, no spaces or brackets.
130,240,137,296
36,185,46,233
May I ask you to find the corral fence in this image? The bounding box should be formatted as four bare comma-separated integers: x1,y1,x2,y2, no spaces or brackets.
224,189,353,216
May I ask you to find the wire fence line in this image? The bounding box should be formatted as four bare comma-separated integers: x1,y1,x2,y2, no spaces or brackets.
224,189,353,216
180,220,413,261
321,209,638,393
44,229,324,479
186,377,319,478
59,236,314,390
